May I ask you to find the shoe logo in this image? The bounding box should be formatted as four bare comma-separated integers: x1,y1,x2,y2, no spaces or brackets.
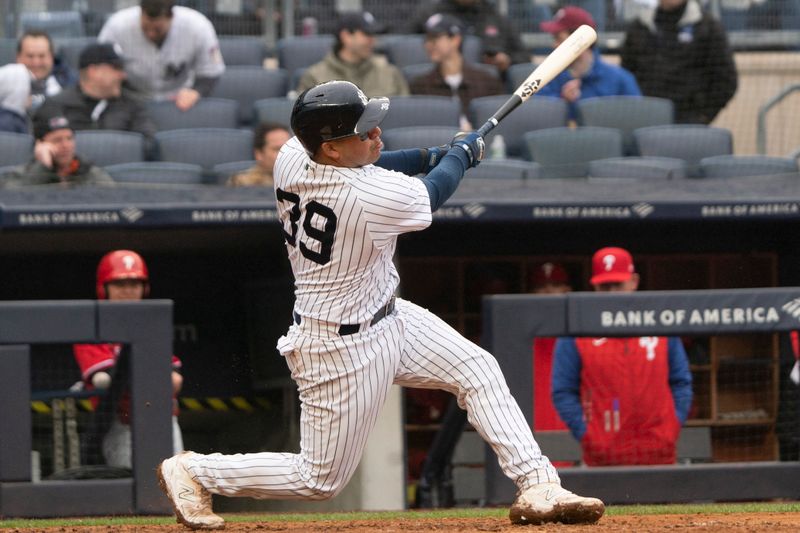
542,488,555,501
178,484,195,501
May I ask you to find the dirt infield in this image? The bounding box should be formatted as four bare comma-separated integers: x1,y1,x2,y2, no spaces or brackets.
17,512,800,532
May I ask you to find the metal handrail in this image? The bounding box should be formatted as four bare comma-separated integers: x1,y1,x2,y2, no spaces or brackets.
756,83,800,155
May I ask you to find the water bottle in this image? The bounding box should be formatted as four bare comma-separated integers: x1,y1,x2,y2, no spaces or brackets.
490,134,506,159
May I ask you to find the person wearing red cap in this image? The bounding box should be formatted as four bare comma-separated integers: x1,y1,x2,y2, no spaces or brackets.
551,247,693,466
537,7,640,121
530,262,572,436
73,250,184,469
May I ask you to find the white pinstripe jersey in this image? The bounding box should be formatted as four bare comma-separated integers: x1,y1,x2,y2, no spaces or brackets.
274,137,432,324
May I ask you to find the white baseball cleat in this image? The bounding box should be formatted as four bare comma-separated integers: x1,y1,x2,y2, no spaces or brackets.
157,452,225,530
509,482,605,525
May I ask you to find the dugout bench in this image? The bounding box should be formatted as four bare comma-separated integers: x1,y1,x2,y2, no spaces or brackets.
0,300,173,518
483,288,800,505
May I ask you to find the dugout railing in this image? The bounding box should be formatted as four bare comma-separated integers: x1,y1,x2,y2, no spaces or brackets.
0,300,174,517
483,288,800,505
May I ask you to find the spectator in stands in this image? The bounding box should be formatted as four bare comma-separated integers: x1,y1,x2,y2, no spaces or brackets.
620,0,737,124
551,247,693,466
296,11,409,97
73,250,184,468
227,122,291,187
37,43,156,145
0,63,31,133
1,110,114,187
406,0,530,80
530,262,572,433
99,0,225,111
16,30,77,112
538,7,641,121
409,13,504,130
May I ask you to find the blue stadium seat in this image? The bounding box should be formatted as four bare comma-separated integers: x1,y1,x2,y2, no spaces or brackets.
381,96,461,130
210,67,289,126
381,126,459,152
105,161,205,185
213,160,258,185
0,132,34,166
20,11,85,39
505,62,536,94
576,96,674,155
465,158,541,180
74,130,145,167
147,98,239,131
57,37,99,72
524,126,624,178
0,38,17,67
469,95,569,158
633,124,734,178
588,156,688,180
277,35,334,82
254,97,294,128
155,128,253,173
218,37,267,66
699,155,799,178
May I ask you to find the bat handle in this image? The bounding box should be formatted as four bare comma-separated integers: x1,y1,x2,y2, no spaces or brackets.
477,119,498,138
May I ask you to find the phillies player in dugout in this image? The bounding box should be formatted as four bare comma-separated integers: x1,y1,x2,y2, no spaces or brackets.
157,80,605,529
552,247,693,465
73,250,184,469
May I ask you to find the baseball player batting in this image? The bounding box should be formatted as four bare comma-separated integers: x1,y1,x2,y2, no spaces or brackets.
157,81,604,529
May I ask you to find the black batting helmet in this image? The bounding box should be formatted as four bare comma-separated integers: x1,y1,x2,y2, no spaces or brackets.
290,80,390,155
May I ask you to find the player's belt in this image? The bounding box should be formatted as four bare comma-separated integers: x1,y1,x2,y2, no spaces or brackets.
293,296,396,336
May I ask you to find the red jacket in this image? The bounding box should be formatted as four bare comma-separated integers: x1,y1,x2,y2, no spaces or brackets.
532,337,567,431
552,336,693,466
73,343,181,422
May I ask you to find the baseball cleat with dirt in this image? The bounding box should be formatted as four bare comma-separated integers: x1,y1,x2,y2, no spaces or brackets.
509,482,605,525
157,451,225,530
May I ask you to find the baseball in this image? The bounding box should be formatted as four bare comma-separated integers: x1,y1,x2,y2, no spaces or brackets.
91,371,112,389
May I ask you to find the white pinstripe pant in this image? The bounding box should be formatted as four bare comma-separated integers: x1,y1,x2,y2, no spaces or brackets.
187,297,559,499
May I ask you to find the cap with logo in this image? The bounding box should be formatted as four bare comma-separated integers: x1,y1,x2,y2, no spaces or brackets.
425,13,464,36
590,247,635,285
32,107,72,140
337,11,384,35
531,262,569,288
78,43,125,69
540,6,596,34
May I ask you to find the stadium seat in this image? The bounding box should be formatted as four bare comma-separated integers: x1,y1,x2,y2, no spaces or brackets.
254,97,294,128
74,130,145,167
105,161,205,185
588,156,688,180
381,126,459,152
20,11,85,39
699,154,800,178
576,96,674,155
218,37,267,66
210,67,289,125
633,124,734,178
276,35,334,81
465,158,541,180
524,126,624,178
505,62,536,94
56,37,98,72
147,97,239,131
0,132,34,166
381,95,461,130
380,34,482,68
155,128,253,172
469,95,569,158
213,160,258,185
0,38,17,67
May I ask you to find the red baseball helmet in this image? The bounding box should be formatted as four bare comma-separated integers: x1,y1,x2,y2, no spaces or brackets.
96,250,150,299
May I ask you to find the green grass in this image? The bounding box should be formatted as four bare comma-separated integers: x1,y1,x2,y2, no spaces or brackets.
2,502,799,529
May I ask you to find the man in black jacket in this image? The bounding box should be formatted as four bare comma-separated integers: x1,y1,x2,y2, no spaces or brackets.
38,43,156,145
620,0,737,124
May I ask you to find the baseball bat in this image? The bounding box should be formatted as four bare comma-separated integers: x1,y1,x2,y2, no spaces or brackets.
476,24,598,138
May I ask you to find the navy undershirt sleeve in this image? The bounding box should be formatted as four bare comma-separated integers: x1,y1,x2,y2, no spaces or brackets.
419,148,470,212
376,149,426,175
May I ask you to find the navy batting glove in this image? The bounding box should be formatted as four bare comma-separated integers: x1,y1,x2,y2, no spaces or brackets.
420,144,450,173
450,132,485,168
